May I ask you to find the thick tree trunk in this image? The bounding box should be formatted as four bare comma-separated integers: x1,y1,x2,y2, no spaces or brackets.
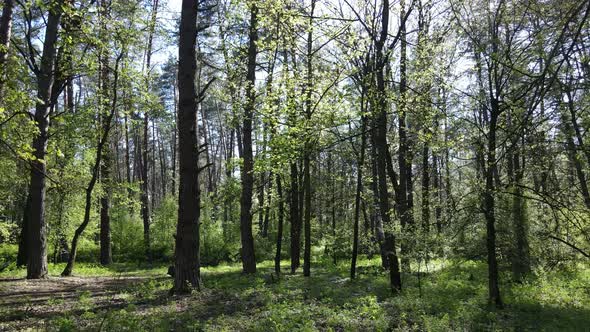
239,3,258,274
0,0,14,94
174,0,201,294
27,3,62,279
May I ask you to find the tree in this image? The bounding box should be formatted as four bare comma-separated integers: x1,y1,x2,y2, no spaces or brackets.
239,0,258,275
27,0,63,279
0,0,14,94
99,0,112,267
141,0,160,262
174,0,202,293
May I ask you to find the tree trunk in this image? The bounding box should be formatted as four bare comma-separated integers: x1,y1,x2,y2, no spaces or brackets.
397,0,414,272
239,3,258,274
421,143,430,232
0,0,14,94
290,162,301,273
99,0,112,266
484,107,502,307
375,0,402,292
171,75,179,195
351,114,367,279
275,175,284,275
370,131,385,266
99,93,112,266
263,172,272,237
302,0,315,277
174,0,201,294
27,2,62,279
141,0,159,262
510,145,530,281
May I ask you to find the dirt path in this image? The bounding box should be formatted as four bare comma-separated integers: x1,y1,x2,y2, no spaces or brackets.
0,276,157,331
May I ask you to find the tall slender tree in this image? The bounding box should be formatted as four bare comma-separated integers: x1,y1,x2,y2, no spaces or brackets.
239,1,258,274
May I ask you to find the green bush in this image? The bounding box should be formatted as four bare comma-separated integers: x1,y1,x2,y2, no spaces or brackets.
111,208,145,262
151,196,177,261
0,243,17,270
0,221,19,244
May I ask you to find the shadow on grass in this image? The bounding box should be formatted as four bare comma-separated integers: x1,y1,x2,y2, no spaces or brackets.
1,258,589,331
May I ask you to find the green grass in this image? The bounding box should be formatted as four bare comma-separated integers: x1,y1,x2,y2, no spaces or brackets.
0,257,589,331
0,261,169,278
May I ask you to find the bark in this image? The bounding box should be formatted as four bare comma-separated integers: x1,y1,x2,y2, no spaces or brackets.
484,105,502,307
27,2,62,279
171,76,178,194
275,175,284,275
375,0,401,292
398,0,414,272
303,0,316,277
328,152,337,264
258,169,266,235
239,3,258,274
432,153,442,233
0,0,14,94
510,146,530,281
370,130,385,266
124,113,132,183
174,0,201,294
290,162,301,273
421,145,430,233
142,0,159,262
99,0,112,266
262,172,272,237
99,93,113,266
158,128,167,198
351,114,367,279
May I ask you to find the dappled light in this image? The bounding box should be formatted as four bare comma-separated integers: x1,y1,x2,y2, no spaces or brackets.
1,0,589,330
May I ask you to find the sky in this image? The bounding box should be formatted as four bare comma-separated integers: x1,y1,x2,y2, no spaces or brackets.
151,0,182,66
168,0,181,12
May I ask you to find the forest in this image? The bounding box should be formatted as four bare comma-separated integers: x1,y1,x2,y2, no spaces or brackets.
0,0,589,330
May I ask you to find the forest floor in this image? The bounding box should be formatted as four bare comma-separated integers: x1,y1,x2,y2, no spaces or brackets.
0,258,589,331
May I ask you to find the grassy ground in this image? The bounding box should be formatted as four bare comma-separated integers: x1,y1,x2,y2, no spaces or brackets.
0,257,589,331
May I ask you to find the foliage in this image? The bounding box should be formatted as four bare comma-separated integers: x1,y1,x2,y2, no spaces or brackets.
1,257,589,331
